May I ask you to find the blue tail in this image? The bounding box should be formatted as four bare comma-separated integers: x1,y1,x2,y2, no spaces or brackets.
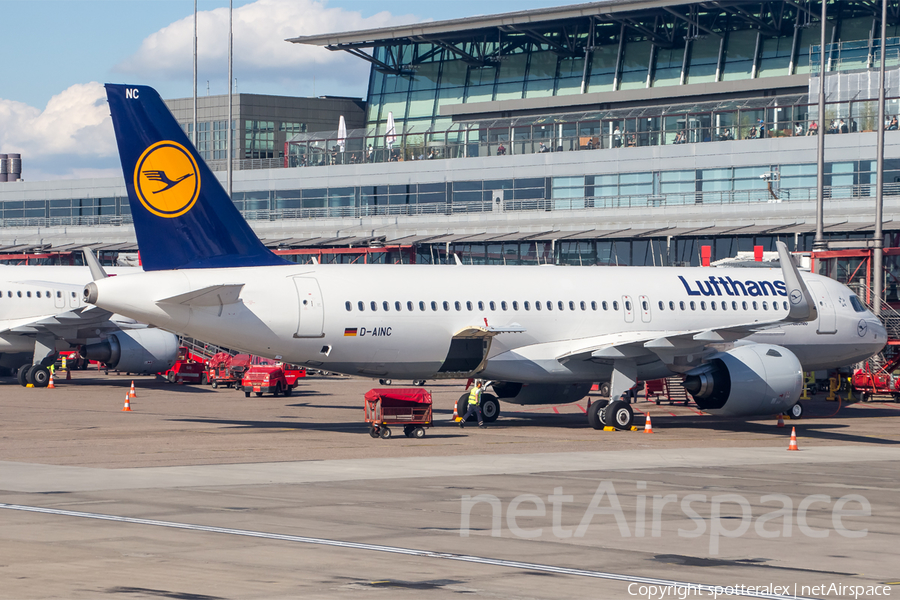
105,84,289,271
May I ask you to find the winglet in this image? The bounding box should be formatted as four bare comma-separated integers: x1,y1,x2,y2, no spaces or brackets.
83,248,108,281
776,241,818,322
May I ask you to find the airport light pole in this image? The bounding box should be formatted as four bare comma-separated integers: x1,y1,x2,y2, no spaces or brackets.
813,0,827,256
873,0,887,316
226,0,233,199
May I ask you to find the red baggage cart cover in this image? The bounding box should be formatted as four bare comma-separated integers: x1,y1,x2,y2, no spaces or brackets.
364,388,432,406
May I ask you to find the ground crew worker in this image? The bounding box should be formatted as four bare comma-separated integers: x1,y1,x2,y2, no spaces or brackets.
460,380,486,428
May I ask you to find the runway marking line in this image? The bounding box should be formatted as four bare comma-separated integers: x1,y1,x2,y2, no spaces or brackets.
0,502,815,600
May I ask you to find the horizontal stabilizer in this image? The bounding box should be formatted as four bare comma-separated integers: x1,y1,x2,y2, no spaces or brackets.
156,284,244,307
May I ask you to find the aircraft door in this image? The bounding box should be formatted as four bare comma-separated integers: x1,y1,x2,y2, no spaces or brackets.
293,277,325,338
639,295,651,323
806,280,837,334
69,290,79,308
54,290,65,309
622,295,635,323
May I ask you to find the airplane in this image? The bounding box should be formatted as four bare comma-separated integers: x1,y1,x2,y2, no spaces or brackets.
0,263,179,387
83,83,887,429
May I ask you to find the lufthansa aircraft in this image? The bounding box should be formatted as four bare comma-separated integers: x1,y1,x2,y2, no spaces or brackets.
0,263,178,386
84,84,886,429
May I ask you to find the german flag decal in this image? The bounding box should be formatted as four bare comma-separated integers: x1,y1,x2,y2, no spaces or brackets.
344,328,358,337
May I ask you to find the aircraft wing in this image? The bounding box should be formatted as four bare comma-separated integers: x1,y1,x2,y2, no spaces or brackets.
0,305,118,339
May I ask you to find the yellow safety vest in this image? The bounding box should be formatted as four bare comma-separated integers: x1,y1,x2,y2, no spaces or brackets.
468,387,482,405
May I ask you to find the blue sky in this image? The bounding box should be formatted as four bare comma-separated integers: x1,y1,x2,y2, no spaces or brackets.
0,0,577,179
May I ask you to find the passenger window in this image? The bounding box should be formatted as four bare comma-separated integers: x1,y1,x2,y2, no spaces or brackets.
710,302,716,311
383,301,390,311
535,301,542,311
443,301,450,311
732,301,738,310
371,301,377,311
642,300,648,310
669,301,675,310
478,301,485,311
17,291,22,297
658,301,664,310
603,301,609,310
513,301,519,311
501,301,508,311
742,301,748,310
624,301,630,311
57,291,62,298
752,301,759,310
690,301,696,310
455,301,461,311
524,301,530,310
762,301,768,310
591,301,597,310
612,301,619,311
36,292,41,298
431,301,438,311
721,301,726,311
395,301,402,311
466,301,473,311
580,301,586,311
27,291,31,298
358,301,365,311
407,301,414,311
546,301,553,311
419,301,426,311
490,301,496,310
783,301,788,310
71,292,76,298
679,301,685,310
6,291,10,297
700,301,706,310
345,301,352,311
558,301,564,311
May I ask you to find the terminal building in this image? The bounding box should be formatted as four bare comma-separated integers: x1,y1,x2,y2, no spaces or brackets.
0,0,898,301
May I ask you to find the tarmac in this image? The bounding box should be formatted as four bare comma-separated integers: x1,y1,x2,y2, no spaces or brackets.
1,372,899,599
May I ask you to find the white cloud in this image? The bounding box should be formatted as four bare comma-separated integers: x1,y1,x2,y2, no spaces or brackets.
0,82,118,180
116,0,423,96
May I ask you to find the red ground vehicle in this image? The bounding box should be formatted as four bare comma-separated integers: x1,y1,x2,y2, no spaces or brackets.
852,353,900,402
364,387,433,439
240,360,306,397
161,346,207,384
207,353,251,388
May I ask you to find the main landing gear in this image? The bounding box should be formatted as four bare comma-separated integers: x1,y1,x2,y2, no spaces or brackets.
587,399,634,430
17,363,52,387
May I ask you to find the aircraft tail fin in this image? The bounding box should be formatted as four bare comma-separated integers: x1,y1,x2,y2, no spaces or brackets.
105,84,288,271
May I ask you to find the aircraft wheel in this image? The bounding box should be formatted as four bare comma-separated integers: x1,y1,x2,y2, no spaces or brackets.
599,382,611,397
29,365,51,388
412,426,426,439
379,379,392,386
412,379,426,386
379,426,392,439
604,400,634,430
790,402,803,420
481,394,500,422
17,363,32,387
587,399,608,429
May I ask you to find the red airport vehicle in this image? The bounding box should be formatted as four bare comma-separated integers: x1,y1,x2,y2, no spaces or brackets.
161,346,207,384
240,360,306,397
207,353,251,388
851,353,900,402
364,387,433,439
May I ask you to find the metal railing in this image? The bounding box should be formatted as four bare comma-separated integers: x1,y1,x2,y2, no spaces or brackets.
1,182,898,230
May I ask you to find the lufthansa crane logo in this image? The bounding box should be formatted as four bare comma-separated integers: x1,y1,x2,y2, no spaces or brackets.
133,141,200,218
789,289,803,305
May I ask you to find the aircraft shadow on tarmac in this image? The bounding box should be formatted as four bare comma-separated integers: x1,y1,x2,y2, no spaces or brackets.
167,416,462,438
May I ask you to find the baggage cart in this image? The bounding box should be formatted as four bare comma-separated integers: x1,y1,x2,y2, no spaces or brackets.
364,387,432,439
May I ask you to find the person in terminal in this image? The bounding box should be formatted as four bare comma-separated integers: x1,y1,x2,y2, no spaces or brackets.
497,143,506,155
839,118,848,134
807,121,818,135
888,116,898,130
460,380,486,428
538,141,549,153
794,123,803,136
613,126,622,148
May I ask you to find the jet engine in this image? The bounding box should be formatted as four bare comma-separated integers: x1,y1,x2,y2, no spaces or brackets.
491,381,592,405
682,344,802,417
81,329,179,373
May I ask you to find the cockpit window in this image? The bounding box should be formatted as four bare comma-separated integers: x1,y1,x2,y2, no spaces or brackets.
849,296,866,313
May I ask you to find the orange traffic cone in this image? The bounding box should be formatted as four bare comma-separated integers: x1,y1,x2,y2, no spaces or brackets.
453,402,461,422
47,373,56,389
787,427,799,451
129,381,137,399
776,414,785,428
122,393,132,412
644,412,654,433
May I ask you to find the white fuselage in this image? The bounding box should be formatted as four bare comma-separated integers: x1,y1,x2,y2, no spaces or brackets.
88,264,886,385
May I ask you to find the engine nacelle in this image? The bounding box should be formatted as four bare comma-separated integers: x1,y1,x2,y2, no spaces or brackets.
682,344,802,417
82,329,179,373
491,381,592,405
